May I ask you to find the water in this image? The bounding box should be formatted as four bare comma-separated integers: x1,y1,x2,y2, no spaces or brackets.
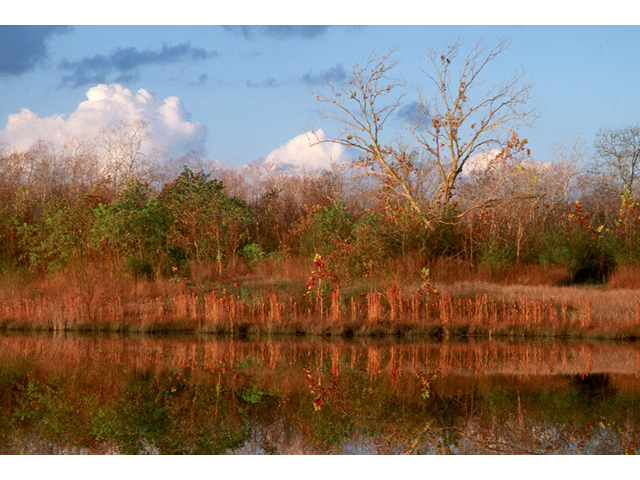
0,332,638,454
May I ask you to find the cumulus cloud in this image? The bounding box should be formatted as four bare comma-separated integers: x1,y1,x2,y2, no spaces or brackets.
264,130,350,172
224,26,331,40
464,149,552,175
0,83,207,159
0,26,71,76
60,42,216,88
463,149,502,174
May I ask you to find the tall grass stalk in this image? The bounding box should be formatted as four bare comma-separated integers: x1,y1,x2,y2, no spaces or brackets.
2,259,640,338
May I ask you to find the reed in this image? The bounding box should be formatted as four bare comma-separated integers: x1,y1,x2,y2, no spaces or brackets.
366,290,382,324
331,288,341,323
1,265,640,339
269,293,281,325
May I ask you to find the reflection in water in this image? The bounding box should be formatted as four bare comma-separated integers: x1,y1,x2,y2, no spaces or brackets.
0,333,638,454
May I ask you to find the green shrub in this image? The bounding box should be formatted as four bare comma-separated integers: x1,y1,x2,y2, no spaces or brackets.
239,243,265,269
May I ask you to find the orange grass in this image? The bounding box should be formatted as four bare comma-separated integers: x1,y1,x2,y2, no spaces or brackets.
1,278,639,339
607,264,640,290
1,258,639,338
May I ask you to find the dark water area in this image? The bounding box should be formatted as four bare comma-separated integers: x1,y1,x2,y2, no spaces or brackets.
0,332,638,454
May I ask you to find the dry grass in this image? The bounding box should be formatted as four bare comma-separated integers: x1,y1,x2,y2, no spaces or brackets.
0,257,639,339
607,264,640,290
427,258,571,286
443,281,640,325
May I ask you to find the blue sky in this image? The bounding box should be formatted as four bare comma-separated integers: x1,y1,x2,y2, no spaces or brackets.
1,17,639,169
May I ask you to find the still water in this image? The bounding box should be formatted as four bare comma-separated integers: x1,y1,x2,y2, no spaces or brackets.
0,332,638,454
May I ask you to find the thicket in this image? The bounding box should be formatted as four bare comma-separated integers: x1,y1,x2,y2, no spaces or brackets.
0,140,638,289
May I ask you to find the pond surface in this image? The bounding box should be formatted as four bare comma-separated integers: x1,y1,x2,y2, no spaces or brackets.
0,332,638,454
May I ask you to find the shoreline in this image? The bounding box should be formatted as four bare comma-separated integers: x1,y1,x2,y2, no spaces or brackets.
1,309,638,341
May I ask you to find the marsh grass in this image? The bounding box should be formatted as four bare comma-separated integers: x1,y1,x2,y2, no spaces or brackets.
607,264,640,290
1,258,640,338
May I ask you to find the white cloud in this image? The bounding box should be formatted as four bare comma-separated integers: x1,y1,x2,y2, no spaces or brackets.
0,84,207,159
463,149,501,174
463,149,553,176
264,129,350,172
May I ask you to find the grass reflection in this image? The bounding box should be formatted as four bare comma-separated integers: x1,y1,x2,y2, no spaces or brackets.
0,333,638,454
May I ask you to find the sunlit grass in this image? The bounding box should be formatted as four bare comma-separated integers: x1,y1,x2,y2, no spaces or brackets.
1,258,640,339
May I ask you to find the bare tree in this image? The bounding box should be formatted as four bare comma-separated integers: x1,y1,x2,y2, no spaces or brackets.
594,124,640,196
544,136,585,206
0,140,65,201
312,50,431,223
410,38,536,208
457,134,548,262
97,120,159,190
61,136,103,193
314,40,536,229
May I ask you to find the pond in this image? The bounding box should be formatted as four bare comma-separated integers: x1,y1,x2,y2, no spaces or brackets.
0,332,638,454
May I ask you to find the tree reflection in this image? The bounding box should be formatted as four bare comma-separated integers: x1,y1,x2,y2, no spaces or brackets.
0,334,638,454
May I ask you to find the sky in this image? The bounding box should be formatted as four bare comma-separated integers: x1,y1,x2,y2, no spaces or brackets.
2,8,639,171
